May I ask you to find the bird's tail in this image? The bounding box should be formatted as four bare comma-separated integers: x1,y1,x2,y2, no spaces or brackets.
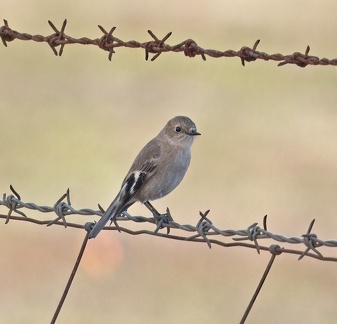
88,197,120,239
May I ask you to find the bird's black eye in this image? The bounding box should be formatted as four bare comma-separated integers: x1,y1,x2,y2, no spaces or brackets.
175,126,181,132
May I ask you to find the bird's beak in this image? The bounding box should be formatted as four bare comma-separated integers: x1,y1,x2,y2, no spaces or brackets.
189,129,201,136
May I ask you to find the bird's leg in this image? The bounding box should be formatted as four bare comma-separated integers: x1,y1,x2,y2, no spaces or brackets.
144,201,161,217
144,201,173,234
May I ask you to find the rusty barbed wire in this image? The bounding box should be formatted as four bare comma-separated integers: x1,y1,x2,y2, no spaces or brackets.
1,19,337,67
1,185,337,262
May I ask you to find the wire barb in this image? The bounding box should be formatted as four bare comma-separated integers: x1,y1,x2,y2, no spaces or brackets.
0,19,14,47
240,39,260,66
47,189,72,227
47,19,67,56
145,30,172,61
298,219,323,260
98,25,117,60
232,222,264,254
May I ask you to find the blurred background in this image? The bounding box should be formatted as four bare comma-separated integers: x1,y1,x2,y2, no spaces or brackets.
1,1,337,323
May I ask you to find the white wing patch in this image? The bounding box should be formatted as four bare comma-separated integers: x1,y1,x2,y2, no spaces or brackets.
130,171,141,196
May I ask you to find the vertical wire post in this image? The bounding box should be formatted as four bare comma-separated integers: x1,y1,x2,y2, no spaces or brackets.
240,244,281,324
50,231,90,323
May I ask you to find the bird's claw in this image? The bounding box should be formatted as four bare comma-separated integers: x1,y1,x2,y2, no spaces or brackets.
154,208,173,234
111,217,121,233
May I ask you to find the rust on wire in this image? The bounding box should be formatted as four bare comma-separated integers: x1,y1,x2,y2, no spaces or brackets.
278,45,314,67
0,20,14,46
240,246,280,324
47,19,67,56
145,30,172,61
98,25,117,61
239,39,260,66
50,230,90,324
1,19,337,67
184,39,206,61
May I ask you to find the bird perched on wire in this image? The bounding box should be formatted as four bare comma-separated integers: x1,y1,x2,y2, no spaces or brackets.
88,116,200,239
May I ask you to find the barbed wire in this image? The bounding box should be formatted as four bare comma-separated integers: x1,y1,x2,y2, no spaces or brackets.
2,185,337,323
1,185,337,262
3,18,336,324
1,19,337,67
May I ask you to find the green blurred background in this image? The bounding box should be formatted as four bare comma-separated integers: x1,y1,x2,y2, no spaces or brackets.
1,1,337,323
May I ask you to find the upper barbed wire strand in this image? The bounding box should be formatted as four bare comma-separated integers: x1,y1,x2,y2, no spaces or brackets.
1,19,337,66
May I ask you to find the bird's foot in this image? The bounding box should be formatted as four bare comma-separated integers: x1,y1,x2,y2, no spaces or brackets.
143,201,173,234
153,208,173,234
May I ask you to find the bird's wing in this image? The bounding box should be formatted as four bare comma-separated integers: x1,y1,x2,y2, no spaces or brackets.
88,139,161,239
118,142,160,206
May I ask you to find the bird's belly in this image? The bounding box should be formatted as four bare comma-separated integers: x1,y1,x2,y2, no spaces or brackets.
138,157,190,202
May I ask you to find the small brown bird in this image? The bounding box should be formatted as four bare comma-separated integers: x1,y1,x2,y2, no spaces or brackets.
89,116,200,239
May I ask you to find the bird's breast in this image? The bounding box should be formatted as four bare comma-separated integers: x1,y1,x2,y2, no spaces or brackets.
137,148,191,202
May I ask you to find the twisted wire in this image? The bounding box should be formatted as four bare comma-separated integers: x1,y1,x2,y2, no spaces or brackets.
1,186,337,262
1,19,337,67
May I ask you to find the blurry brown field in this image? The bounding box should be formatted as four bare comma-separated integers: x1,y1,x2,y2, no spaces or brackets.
1,1,337,323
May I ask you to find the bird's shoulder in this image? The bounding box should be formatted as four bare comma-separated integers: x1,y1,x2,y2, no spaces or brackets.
130,137,162,172
118,139,162,202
